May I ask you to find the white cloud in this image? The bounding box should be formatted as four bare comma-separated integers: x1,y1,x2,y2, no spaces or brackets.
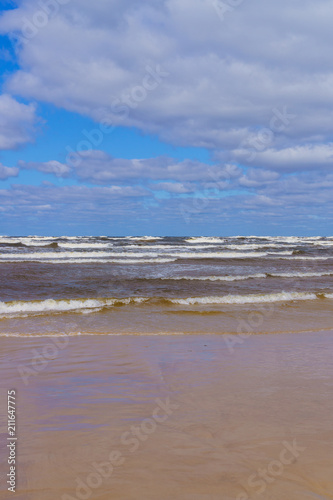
28,150,237,184
0,0,332,234
0,163,19,180
150,181,195,193
0,94,37,150
19,160,71,177
1,0,333,154
233,144,333,171
238,169,280,187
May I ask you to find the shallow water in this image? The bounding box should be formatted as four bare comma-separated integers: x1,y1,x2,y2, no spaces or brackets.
1,331,333,499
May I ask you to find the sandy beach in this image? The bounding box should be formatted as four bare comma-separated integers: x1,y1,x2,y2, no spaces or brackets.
1,0,333,497
1,330,333,500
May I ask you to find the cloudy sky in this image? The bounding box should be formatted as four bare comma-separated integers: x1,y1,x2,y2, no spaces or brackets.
0,0,332,236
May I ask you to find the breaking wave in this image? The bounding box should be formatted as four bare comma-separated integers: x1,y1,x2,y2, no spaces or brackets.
1,291,331,318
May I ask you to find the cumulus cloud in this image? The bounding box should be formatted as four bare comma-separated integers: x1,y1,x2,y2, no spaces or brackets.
0,163,19,180
71,153,220,183
19,160,72,177
1,0,333,154
0,0,332,234
0,94,37,150
233,143,333,171
0,174,331,235
149,182,196,193
238,169,280,187
22,150,240,185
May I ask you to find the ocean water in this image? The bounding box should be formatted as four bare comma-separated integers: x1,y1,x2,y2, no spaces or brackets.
0,235,332,335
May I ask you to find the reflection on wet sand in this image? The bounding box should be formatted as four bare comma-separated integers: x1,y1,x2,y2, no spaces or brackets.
1,331,333,499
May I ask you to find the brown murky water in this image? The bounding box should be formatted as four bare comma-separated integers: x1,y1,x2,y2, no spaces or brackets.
1,331,333,500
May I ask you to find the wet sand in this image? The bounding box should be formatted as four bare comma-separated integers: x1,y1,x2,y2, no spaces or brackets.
1,331,333,500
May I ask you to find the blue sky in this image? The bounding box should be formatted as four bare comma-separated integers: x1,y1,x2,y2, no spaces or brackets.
0,0,332,236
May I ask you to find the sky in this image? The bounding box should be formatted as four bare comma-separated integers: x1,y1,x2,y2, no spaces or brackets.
0,0,332,236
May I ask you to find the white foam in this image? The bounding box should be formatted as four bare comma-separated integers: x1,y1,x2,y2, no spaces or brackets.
164,274,266,282
0,237,56,246
0,251,157,259
185,237,225,244
165,271,333,281
312,241,333,246
58,243,112,249
0,238,21,244
0,291,330,318
268,251,293,256
271,271,333,278
26,236,60,239
170,292,318,305
125,236,163,241
167,252,268,259
0,250,267,260
0,297,149,317
126,244,217,250
0,258,177,264
282,256,330,260
223,243,288,250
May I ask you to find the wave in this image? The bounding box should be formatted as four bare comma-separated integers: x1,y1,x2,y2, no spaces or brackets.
168,252,268,259
185,237,225,244
0,250,269,260
58,243,112,249
125,236,163,241
282,256,331,260
0,238,25,245
169,292,321,305
0,258,176,264
163,274,266,282
0,242,26,248
222,243,294,250
165,271,333,281
126,244,219,250
0,297,149,317
0,236,58,245
312,241,333,246
0,251,153,259
1,291,331,318
268,271,333,278
22,239,58,247
267,251,293,256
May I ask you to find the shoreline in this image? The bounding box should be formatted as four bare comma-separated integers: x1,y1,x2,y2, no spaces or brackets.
1,325,333,337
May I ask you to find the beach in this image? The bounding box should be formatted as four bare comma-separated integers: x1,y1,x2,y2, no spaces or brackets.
1,331,333,500
1,0,332,497
0,235,333,499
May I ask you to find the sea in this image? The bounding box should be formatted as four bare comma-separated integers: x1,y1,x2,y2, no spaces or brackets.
0,235,332,336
